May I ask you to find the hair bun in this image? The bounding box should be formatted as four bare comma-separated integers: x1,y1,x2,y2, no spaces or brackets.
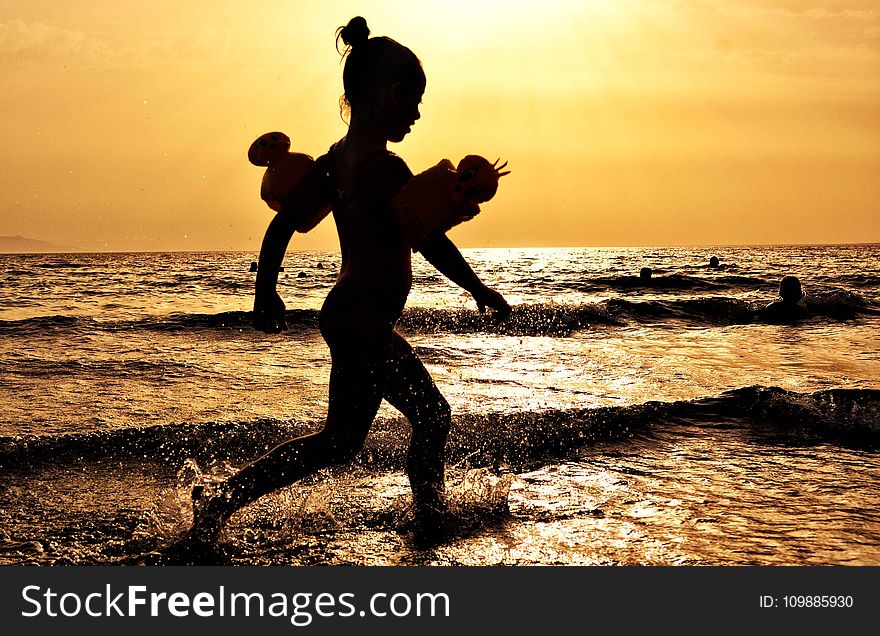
340,16,370,49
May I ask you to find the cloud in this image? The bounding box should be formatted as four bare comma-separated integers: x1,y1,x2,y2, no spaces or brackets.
631,1,880,77
656,0,880,17
0,19,109,63
0,18,287,70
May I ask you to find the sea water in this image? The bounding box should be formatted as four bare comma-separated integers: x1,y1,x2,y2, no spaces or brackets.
0,245,878,564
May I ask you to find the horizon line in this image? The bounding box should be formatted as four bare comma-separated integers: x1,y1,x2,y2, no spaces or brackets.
2,241,880,256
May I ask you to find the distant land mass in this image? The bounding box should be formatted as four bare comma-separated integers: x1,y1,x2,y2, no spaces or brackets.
0,235,70,253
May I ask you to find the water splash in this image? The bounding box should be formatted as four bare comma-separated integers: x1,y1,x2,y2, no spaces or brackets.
448,467,515,516
127,458,242,551
231,481,338,545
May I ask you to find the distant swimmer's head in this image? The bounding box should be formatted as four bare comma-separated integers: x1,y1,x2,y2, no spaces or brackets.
709,256,720,268
779,275,803,304
248,132,291,167
336,16,426,142
639,267,653,280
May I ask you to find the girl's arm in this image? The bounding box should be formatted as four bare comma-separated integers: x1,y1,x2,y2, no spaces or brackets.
418,233,511,316
252,212,297,333
253,152,334,333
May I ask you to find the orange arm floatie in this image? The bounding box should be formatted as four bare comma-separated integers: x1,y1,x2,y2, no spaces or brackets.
247,131,331,232
393,154,509,248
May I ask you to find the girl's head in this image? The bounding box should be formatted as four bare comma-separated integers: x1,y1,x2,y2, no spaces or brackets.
336,17,425,142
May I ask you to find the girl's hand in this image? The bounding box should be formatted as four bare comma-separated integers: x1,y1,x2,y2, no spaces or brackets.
472,284,511,319
253,289,288,334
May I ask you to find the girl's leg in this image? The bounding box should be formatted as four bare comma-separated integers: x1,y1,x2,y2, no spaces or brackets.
381,331,451,511
193,350,387,537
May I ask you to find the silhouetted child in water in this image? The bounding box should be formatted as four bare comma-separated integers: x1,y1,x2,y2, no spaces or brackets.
759,275,809,323
189,17,510,543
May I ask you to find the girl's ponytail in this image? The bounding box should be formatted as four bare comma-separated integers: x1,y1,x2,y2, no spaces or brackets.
336,16,369,55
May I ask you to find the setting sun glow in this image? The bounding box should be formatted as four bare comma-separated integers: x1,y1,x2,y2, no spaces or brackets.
2,0,878,251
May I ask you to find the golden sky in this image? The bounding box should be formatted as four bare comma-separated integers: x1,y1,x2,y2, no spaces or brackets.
2,0,878,251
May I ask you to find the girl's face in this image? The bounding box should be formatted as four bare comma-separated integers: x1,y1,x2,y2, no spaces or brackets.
382,81,424,143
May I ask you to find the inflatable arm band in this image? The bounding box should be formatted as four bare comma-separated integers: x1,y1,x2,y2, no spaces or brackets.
392,155,509,248
248,132,332,233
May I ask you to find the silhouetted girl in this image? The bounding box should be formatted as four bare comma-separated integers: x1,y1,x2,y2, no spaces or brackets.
190,16,510,541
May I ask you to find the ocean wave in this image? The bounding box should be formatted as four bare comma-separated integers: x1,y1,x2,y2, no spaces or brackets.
574,273,769,292
606,297,756,323
0,314,87,335
398,303,620,336
683,386,880,444
834,274,880,289
1,293,875,338
0,310,313,335
131,310,262,332
2,386,876,468
806,288,871,317
0,357,203,379
34,262,85,269
607,292,875,325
